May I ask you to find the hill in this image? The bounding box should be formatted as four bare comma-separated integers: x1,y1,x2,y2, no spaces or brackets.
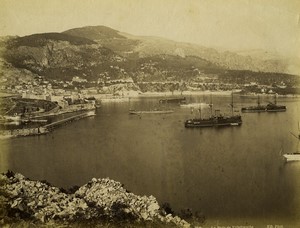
7,33,96,47
62,26,291,74
63,26,140,56
0,25,298,90
1,27,224,82
63,25,126,40
1,32,121,81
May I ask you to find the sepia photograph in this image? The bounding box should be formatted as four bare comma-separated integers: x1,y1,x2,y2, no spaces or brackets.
0,0,300,227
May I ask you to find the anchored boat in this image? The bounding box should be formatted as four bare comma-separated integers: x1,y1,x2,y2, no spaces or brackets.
283,123,300,162
266,103,286,112
185,93,242,128
129,97,174,115
129,109,174,115
241,95,267,113
159,97,186,104
185,110,242,128
266,95,286,112
180,103,210,108
283,153,300,162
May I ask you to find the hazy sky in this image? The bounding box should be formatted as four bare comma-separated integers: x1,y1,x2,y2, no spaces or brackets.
1,0,300,58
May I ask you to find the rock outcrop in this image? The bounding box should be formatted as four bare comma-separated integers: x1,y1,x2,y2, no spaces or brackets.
0,171,190,227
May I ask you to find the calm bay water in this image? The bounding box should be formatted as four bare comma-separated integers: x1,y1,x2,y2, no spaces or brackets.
1,95,300,226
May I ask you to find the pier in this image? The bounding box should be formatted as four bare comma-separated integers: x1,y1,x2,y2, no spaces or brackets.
0,111,96,139
44,111,95,130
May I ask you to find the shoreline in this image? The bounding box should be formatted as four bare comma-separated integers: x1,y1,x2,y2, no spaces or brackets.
1,91,300,100
96,90,300,98
88,91,300,103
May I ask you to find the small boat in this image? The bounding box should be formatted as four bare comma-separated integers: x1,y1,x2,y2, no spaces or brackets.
266,95,286,112
241,95,267,113
283,153,300,162
129,109,174,115
159,97,186,104
180,103,210,108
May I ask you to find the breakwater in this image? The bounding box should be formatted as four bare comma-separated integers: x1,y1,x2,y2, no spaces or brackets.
0,111,96,139
44,110,95,130
23,103,95,118
0,171,190,227
0,127,48,139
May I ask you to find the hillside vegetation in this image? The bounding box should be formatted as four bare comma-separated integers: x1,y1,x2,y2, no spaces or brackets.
0,25,299,93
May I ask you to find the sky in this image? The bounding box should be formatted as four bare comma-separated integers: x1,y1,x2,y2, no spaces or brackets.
1,0,300,58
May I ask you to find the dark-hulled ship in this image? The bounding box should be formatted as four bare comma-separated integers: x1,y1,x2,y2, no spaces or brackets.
266,95,286,112
241,95,267,113
185,93,242,128
185,114,242,128
159,97,186,104
266,103,286,112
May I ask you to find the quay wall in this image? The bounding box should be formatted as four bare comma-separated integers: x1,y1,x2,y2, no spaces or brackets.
0,127,47,138
0,111,95,139
25,103,95,118
44,111,95,129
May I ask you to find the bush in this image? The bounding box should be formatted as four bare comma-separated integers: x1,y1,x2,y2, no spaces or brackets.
160,202,174,215
110,202,137,222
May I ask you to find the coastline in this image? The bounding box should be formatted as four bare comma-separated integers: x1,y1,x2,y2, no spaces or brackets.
1,90,300,101
98,90,300,99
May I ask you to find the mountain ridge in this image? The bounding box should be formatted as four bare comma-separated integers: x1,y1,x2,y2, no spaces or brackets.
7,32,97,47
62,25,293,74
0,25,298,86
63,25,126,40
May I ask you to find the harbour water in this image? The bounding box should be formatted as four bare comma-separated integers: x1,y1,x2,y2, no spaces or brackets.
1,95,300,226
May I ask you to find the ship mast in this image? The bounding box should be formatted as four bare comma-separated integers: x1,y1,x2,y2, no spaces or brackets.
209,94,213,117
231,91,234,116
298,121,300,139
199,107,202,119
257,95,260,107
129,97,132,111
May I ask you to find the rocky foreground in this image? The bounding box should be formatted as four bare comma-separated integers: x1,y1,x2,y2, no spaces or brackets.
0,171,190,227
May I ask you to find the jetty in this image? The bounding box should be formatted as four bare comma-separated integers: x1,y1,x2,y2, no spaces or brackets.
0,127,48,139
44,110,95,130
0,111,96,139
